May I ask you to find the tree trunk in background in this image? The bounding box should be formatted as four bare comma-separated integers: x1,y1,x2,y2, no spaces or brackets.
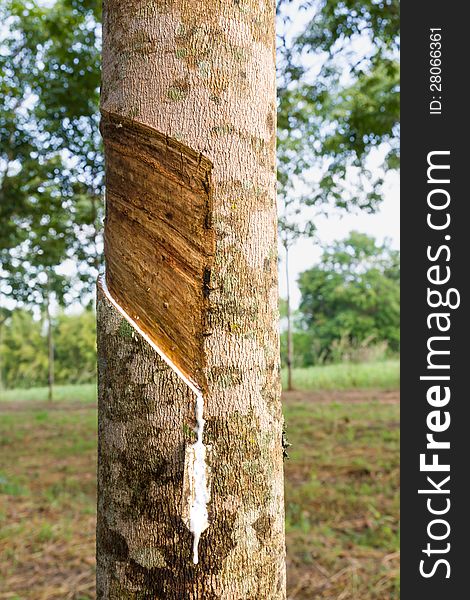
0,320,4,391
285,244,294,391
46,295,54,402
97,1,286,598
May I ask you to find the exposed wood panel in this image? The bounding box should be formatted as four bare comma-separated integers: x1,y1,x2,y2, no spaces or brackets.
101,110,215,392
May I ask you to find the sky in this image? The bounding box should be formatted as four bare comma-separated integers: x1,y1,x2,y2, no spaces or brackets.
278,164,400,308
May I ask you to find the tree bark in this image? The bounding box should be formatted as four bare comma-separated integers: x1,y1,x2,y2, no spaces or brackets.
46,294,54,402
97,1,286,598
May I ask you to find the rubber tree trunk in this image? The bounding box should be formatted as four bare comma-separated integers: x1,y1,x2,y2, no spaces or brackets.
97,1,286,598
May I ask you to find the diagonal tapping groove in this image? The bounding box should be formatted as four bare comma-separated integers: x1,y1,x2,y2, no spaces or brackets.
100,110,215,563
100,109,215,395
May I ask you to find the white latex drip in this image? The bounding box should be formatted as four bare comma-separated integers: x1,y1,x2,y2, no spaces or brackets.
189,392,210,564
100,275,210,563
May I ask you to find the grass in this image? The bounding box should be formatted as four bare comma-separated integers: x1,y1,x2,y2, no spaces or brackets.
284,392,399,598
0,360,399,405
0,403,97,599
282,359,399,391
0,382,399,599
0,383,97,404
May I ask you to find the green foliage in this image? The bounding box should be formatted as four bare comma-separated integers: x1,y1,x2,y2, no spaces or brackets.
277,0,400,242
297,232,399,359
0,310,48,388
0,0,103,307
281,329,319,367
0,309,96,389
54,310,97,383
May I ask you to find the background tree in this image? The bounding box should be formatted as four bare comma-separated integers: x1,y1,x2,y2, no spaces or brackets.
54,308,96,384
1,0,103,397
0,307,13,390
1,0,103,300
276,0,399,384
297,232,400,361
1,157,74,399
0,308,96,389
0,309,48,389
278,216,315,389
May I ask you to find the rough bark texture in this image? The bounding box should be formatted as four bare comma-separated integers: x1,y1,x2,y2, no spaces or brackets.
97,1,286,598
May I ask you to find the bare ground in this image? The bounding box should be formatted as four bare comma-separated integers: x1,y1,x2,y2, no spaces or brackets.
0,389,399,599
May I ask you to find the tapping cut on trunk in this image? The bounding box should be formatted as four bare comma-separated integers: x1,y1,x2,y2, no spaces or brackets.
101,109,215,394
